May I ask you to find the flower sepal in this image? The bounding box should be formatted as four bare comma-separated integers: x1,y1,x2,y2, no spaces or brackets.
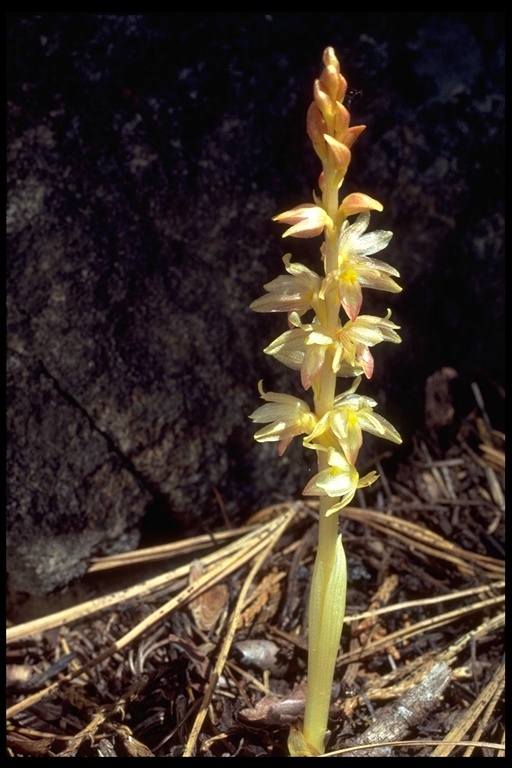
273,204,333,239
249,382,317,455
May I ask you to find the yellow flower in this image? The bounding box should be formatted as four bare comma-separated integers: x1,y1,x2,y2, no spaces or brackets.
263,314,339,390
264,310,401,388
321,212,401,320
302,448,378,514
250,254,322,316
334,311,401,379
303,377,402,463
249,382,317,456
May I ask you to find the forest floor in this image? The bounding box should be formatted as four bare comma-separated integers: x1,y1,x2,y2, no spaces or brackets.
6,375,505,757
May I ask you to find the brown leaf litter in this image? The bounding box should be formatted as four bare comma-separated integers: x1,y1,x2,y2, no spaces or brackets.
6,379,505,757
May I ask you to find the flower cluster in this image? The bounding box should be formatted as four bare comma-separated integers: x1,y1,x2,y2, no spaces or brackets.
250,48,402,512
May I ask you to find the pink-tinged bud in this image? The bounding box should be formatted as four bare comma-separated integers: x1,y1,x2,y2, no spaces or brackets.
344,124,366,149
321,48,348,102
338,193,383,218
322,46,340,73
333,103,350,141
319,65,341,102
306,103,328,161
323,135,351,173
336,75,348,102
337,73,348,104
314,80,333,122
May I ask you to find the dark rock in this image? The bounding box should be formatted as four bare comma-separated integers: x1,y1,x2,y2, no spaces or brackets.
7,13,504,595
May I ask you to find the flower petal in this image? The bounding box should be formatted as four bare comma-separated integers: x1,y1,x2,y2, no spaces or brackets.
323,134,351,173
273,204,332,239
250,255,322,315
339,192,383,219
249,384,317,455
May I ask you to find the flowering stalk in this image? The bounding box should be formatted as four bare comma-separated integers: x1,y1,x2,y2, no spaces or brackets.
250,47,402,756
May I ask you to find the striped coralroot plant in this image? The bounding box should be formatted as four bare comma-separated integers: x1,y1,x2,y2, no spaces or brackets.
249,47,403,756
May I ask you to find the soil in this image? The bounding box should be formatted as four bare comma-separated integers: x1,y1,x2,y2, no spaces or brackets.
6,383,505,757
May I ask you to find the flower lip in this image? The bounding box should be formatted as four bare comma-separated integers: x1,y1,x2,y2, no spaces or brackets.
302,448,379,513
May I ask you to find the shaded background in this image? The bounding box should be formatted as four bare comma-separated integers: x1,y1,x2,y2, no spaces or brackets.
7,13,505,597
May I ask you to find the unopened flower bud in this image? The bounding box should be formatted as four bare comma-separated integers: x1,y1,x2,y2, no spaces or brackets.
319,64,342,102
324,135,351,174
307,103,328,162
314,80,334,123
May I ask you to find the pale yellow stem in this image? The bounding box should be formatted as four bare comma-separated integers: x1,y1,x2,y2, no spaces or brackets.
302,500,347,754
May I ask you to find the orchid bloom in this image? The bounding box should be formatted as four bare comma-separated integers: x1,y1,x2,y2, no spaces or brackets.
303,376,402,463
333,310,401,379
249,382,317,456
263,316,336,390
249,254,322,316
302,447,378,514
264,309,401,388
320,212,401,320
